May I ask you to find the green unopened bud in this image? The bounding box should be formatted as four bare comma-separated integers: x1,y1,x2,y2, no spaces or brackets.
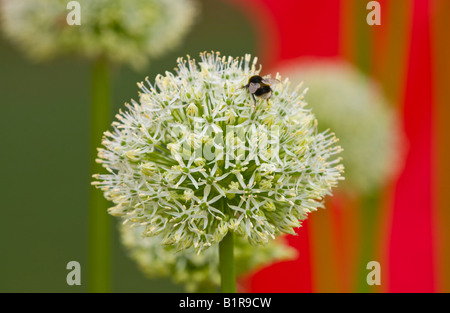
186,103,199,116
226,190,236,200
194,157,206,167
259,179,272,190
263,201,276,211
141,162,157,176
125,149,142,162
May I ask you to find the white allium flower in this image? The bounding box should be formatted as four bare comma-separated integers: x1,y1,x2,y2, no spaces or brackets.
93,52,344,252
119,223,297,292
280,60,403,194
0,0,197,68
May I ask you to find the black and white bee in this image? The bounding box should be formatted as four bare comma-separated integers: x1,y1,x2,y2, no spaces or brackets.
243,75,280,104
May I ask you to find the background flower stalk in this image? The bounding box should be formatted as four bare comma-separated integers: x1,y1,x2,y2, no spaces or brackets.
89,57,112,292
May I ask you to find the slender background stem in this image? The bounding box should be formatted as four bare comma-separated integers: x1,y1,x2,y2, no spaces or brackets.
89,58,112,293
219,231,236,293
356,189,381,292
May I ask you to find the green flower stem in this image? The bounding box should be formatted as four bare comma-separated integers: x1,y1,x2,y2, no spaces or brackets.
89,58,112,293
356,189,381,292
219,231,236,293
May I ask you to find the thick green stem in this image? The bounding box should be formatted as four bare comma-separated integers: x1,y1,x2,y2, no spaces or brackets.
219,232,236,293
89,58,111,293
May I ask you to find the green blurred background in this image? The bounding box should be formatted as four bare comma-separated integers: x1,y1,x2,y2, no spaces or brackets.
0,0,256,292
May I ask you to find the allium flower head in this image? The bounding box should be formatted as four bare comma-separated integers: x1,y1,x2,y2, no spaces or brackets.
280,60,403,194
120,224,297,292
0,0,197,68
93,52,344,252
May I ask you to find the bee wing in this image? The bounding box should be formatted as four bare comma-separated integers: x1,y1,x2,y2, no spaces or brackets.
248,82,260,93
262,78,280,85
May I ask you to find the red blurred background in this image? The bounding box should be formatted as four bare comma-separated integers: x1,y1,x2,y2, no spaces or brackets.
229,0,449,293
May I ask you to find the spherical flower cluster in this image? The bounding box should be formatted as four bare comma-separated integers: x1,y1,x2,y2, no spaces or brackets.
120,223,297,292
280,60,403,194
93,52,344,252
0,0,197,68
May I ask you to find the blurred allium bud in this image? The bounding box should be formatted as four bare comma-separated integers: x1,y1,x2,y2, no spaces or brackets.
0,0,197,68
280,60,403,195
120,223,297,292
93,52,344,253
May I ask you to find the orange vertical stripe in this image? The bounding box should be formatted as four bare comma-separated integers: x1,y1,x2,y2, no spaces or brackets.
332,195,361,292
334,0,360,293
432,0,450,293
309,199,342,292
340,0,355,62
338,0,375,293
375,1,412,104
